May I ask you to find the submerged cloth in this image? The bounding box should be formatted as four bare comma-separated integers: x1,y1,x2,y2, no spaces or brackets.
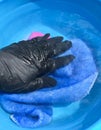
0,32,98,128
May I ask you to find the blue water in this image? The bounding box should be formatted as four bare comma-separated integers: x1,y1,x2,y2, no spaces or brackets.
0,0,101,130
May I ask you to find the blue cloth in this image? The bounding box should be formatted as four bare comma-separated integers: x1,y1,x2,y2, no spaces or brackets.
0,39,98,128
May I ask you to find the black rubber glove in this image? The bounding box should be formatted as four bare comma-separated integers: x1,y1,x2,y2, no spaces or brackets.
0,33,75,93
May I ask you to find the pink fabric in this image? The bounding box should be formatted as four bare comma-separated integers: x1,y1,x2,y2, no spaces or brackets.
28,32,44,39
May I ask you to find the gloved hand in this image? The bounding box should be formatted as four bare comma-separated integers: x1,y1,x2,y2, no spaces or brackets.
0,33,74,93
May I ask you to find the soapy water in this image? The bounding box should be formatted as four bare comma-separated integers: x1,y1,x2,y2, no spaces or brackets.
0,0,101,130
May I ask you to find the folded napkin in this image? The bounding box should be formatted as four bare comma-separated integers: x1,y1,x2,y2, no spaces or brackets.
0,32,98,128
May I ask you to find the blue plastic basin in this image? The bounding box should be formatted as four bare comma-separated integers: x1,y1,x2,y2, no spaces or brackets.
0,0,101,130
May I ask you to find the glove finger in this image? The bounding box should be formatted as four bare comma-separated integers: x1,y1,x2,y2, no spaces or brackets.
46,55,75,72
40,33,50,41
13,76,56,93
46,40,72,58
47,36,63,44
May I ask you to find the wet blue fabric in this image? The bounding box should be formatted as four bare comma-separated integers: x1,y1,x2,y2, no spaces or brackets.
0,39,98,128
